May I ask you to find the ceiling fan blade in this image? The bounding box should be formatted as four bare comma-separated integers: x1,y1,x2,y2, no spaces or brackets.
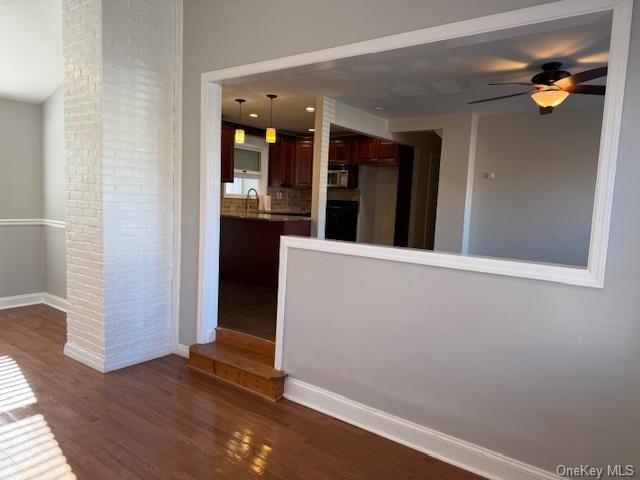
555,66,607,88
488,82,532,86
563,84,606,95
468,91,532,104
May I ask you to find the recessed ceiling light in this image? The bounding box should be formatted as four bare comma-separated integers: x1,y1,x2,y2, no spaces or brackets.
249,113,259,118
306,107,315,112
373,106,383,110
308,128,315,132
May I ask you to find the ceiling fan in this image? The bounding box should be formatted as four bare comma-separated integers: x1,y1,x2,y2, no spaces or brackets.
468,61,607,115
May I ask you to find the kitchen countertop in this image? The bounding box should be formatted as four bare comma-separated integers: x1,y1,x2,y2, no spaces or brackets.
221,213,311,222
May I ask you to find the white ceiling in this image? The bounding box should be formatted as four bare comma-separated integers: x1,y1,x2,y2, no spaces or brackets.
0,0,62,103
221,11,611,132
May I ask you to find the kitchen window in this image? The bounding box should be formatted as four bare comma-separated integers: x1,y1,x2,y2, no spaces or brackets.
224,136,269,197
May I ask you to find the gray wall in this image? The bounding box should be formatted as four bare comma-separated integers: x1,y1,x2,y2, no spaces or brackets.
0,98,43,297
180,0,553,345
0,99,43,218
469,107,602,266
180,0,640,472
42,86,66,298
0,89,66,300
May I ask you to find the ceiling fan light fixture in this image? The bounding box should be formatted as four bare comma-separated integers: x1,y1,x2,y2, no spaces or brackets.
531,88,569,108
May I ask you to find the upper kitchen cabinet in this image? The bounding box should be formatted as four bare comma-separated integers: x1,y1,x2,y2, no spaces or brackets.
329,138,352,165
295,138,314,187
268,136,296,188
353,137,378,164
377,139,400,163
269,135,314,188
354,136,401,165
221,123,235,183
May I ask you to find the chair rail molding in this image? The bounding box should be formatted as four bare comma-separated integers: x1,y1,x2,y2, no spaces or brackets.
0,218,66,228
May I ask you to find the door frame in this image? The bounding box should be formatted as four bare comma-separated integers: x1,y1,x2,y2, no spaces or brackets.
195,0,633,344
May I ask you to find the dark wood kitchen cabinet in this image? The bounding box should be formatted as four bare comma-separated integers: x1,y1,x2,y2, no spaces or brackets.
220,217,311,288
377,139,400,163
221,123,235,183
354,136,400,165
295,138,314,187
353,137,378,164
268,136,296,188
269,135,314,188
329,138,352,165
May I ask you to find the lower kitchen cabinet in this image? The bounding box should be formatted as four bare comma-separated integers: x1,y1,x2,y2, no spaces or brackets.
220,216,311,289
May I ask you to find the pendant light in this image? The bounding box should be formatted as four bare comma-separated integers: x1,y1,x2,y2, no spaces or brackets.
265,94,277,143
234,98,246,144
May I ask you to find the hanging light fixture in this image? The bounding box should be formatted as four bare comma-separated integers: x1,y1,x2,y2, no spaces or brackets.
265,94,277,143
234,98,246,144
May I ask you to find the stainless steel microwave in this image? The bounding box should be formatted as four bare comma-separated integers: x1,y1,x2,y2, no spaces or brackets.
328,168,348,188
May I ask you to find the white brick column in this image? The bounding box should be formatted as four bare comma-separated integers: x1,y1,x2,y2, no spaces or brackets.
63,0,176,372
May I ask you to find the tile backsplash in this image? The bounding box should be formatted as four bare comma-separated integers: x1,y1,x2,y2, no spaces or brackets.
221,187,312,215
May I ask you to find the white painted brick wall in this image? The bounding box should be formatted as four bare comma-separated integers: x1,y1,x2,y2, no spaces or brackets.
63,0,105,365
63,0,176,371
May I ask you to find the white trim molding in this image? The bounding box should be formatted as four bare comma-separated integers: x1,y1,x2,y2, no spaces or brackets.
198,0,634,351
0,218,66,229
64,343,105,372
285,378,560,480
0,293,46,310
103,346,174,372
64,342,175,373
173,343,190,358
0,292,67,312
42,293,68,312
172,0,184,364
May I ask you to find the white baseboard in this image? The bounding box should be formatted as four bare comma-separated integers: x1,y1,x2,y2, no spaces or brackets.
104,345,174,372
65,342,174,373
173,343,190,358
64,342,105,372
41,293,67,312
284,378,559,480
0,292,67,312
0,293,45,310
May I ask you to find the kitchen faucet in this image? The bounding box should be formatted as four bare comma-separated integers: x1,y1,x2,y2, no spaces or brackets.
245,188,259,216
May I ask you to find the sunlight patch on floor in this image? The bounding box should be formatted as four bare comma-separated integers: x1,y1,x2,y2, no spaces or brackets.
0,356,76,479
0,357,36,413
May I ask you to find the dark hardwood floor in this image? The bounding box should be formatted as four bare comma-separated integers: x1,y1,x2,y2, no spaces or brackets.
0,304,483,479
218,280,277,340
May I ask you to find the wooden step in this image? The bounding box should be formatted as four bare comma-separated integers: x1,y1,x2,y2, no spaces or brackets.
189,341,286,401
216,327,276,360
